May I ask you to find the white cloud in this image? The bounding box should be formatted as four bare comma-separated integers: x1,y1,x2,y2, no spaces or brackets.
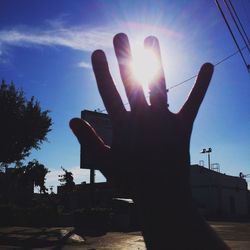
0,21,119,66
46,166,88,186
45,166,106,193
0,19,181,67
77,61,92,69
0,19,181,53
44,14,70,29
0,46,10,64
0,25,115,52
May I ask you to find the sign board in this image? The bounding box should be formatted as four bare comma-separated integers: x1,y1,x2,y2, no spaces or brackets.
80,110,112,169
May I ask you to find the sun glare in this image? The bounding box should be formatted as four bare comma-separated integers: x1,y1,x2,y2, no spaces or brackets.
130,44,161,90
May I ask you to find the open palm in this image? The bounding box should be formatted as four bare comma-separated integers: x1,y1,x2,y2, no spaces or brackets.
70,33,214,200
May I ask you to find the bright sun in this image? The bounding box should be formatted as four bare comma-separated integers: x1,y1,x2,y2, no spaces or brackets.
130,43,161,90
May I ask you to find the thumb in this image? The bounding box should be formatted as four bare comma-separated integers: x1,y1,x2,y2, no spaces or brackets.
69,118,108,154
69,117,111,176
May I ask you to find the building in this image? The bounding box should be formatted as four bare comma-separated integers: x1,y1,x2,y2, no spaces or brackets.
0,168,34,205
58,164,249,221
190,164,248,219
57,182,116,209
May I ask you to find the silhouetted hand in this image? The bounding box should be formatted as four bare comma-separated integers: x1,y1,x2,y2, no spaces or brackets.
70,33,213,198
70,33,230,250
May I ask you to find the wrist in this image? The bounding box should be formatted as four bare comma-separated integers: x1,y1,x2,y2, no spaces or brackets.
134,195,229,250
134,174,193,210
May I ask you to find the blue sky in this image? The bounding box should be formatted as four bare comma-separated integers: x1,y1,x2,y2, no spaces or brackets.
0,0,249,192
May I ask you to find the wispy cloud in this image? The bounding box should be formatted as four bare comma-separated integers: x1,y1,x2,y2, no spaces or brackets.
0,25,115,52
0,18,181,53
0,20,120,67
77,61,92,69
0,18,181,67
0,48,10,64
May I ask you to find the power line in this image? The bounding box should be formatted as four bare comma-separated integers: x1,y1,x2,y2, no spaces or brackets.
169,44,249,91
227,0,250,45
98,44,249,112
215,0,249,73
239,0,250,25
99,2,250,113
224,0,250,52
214,45,247,66
168,75,197,91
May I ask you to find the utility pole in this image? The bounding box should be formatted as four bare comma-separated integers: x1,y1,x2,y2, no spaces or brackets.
200,148,212,170
90,168,95,184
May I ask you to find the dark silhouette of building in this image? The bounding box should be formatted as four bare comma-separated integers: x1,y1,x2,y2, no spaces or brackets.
0,168,34,205
191,164,248,219
57,164,249,221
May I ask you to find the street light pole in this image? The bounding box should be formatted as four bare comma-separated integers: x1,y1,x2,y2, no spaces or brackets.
201,147,212,170
208,151,211,170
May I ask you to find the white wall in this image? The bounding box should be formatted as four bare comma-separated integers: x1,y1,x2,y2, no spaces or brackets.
190,165,248,217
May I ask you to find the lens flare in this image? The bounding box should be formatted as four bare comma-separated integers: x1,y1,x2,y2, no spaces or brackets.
130,44,161,90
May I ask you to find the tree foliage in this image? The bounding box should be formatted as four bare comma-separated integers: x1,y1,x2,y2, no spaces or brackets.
0,159,50,205
26,159,50,193
0,80,52,164
58,166,75,191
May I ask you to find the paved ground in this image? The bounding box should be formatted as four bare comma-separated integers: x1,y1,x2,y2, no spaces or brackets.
211,222,250,250
0,222,250,249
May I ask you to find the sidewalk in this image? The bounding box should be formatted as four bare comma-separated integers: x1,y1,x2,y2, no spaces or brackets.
0,222,250,249
0,227,85,249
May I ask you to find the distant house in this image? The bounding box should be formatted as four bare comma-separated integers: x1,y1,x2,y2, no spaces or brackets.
57,182,116,209
190,164,248,219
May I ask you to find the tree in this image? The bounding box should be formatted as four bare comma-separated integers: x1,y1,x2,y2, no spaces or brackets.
0,80,52,165
58,166,75,192
0,159,49,205
26,159,50,193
